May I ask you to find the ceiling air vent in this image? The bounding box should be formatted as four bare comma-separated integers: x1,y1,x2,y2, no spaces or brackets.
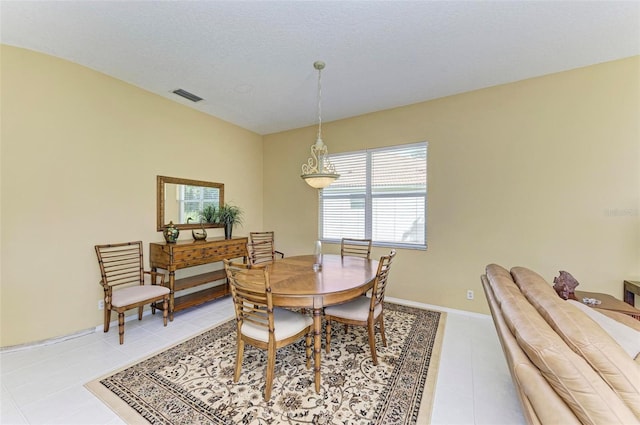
172,89,203,102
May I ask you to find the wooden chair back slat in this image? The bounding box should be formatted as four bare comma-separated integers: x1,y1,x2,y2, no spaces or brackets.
248,240,276,265
249,231,275,244
224,261,274,331
250,231,285,259
341,238,372,260
371,249,396,310
95,241,145,288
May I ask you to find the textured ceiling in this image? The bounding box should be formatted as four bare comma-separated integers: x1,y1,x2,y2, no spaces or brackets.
1,1,639,135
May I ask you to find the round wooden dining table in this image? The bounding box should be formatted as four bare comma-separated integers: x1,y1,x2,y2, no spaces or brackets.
267,254,379,392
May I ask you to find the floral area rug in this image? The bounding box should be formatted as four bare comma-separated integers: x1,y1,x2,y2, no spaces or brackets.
86,303,446,425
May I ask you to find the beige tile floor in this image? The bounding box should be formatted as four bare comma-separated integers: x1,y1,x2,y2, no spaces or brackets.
1,296,525,424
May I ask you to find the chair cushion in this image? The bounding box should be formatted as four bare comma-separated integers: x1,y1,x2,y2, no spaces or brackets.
111,285,170,307
324,296,381,322
241,308,313,342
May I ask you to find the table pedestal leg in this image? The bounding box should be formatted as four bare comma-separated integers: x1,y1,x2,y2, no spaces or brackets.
313,308,322,393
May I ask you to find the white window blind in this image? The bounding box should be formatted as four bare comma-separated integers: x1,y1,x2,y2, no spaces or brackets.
319,142,427,249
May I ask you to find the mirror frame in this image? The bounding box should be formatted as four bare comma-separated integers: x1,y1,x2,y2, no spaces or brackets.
157,175,225,231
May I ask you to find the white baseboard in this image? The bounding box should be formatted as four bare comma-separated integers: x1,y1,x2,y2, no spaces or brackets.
2,298,488,353
1,327,96,353
1,308,162,353
386,296,490,319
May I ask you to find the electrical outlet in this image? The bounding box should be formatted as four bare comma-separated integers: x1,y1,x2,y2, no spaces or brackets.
98,300,104,310
466,290,474,300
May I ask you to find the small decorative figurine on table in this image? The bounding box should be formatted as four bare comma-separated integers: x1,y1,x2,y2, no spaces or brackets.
187,217,207,241
553,271,579,300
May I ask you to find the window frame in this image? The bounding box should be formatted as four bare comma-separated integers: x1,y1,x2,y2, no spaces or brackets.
318,141,427,250
179,185,220,223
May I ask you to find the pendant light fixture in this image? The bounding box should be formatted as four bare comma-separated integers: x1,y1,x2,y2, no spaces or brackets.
301,61,339,189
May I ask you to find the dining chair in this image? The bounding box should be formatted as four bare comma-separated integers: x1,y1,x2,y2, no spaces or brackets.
250,231,284,258
341,238,372,259
223,260,313,401
324,249,396,365
94,241,170,344
247,239,277,265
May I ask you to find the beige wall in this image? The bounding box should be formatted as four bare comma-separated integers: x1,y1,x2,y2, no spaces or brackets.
2,45,638,347
0,46,264,346
264,56,640,314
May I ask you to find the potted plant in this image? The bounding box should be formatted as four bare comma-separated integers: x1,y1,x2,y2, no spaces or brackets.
217,203,243,239
199,205,218,224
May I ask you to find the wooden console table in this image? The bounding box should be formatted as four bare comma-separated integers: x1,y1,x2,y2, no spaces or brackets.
149,237,247,320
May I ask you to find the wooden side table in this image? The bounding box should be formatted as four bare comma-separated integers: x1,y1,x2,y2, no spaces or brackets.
575,290,640,321
624,280,640,307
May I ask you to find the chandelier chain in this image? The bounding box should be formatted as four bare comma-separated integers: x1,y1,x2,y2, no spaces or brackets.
317,65,323,141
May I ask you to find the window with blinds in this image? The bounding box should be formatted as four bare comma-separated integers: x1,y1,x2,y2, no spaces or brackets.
319,142,427,249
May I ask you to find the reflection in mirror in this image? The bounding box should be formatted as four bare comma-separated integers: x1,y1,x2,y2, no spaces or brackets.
157,176,224,231
163,183,220,224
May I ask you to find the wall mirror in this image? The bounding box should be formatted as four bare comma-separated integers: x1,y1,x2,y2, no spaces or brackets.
157,175,224,231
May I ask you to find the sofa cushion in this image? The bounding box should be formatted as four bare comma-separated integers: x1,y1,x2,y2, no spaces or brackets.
486,264,523,308
511,266,559,309
545,299,640,419
511,267,571,342
515,363,581,425
482,273,579,424
500,294,639,425
511,267,640,419
568,300,640,359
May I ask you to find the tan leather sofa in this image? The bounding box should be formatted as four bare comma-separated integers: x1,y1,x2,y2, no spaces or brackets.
481,264,640,425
